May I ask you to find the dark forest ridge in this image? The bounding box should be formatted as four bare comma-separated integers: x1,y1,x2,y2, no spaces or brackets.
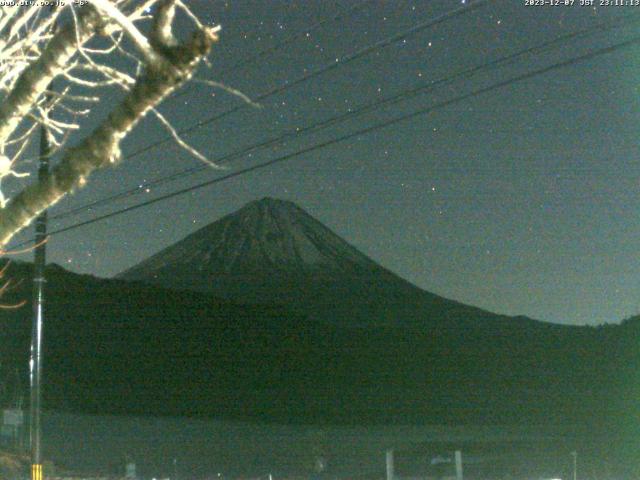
1,259,637,425
0,258,637,472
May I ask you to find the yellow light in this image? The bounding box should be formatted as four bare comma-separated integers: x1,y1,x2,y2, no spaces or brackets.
31,464,43,480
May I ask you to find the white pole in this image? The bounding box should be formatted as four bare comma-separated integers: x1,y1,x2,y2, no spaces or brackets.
455,450,463,480
386,449,394,480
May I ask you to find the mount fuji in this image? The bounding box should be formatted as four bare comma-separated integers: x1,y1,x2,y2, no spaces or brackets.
118,197,495,327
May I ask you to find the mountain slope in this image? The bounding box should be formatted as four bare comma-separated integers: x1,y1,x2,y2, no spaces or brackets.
118,197,498,327
121,197,384,279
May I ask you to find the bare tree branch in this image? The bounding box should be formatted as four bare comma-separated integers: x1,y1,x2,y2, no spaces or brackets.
0,6,102,149
0,11,220,247
86,0,160,64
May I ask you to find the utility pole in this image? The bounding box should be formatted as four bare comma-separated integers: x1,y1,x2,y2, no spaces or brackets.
29,11,57,479
30,83,52,480
571,451,578,480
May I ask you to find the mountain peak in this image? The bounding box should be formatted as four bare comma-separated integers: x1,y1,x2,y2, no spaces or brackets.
118,198,480,318
252,196,295,207
118,198,392,298
240,196,304,218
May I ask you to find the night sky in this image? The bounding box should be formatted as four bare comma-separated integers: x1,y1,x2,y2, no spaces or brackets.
7,0,640,326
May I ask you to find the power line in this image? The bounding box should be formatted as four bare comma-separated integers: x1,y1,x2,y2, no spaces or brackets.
123,0,492,161
50,13,640,222
51,0,492,220
19,33,640,247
